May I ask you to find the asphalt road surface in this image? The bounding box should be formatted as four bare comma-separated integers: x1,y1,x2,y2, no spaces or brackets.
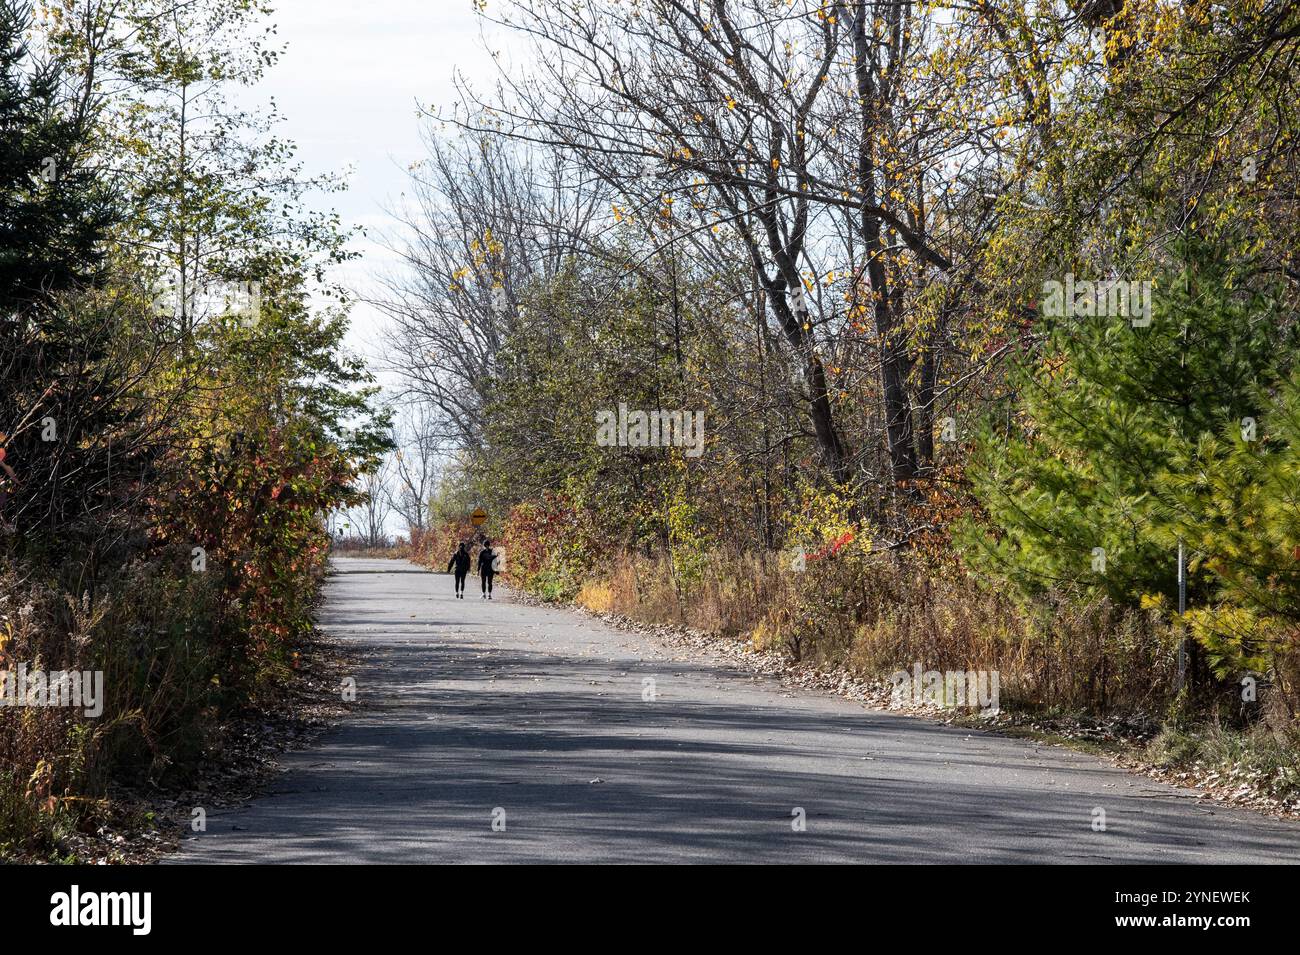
173,557,1300,864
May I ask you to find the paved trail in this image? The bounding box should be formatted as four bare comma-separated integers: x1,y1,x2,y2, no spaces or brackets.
173,557,1300,864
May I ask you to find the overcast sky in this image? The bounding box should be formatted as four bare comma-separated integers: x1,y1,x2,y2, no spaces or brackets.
249,1,510,379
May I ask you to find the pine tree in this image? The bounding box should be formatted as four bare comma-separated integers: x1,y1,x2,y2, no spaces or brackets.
0,0,114,307
0,0,130,553
964,238,1293,609
1161,368,1300,679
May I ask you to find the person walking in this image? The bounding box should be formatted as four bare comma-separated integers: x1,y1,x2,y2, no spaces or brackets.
477,539,497,600
446,542,471,598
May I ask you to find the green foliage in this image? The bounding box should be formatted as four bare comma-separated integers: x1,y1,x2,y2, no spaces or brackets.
964,239,1293,612
1161,367,1300,678
0,0,115,305
0,0,386,859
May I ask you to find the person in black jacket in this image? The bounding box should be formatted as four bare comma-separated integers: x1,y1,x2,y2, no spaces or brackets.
477,539,497,600
446,542,471,598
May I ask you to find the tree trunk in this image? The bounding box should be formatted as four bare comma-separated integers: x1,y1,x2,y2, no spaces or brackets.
851,0,917,482
765,279,849,482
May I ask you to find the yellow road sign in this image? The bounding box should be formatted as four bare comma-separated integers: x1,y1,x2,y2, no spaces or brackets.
470,507,488,527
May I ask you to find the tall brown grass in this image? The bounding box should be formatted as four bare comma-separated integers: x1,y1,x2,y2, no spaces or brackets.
570,549,1253,724
0,543,331,859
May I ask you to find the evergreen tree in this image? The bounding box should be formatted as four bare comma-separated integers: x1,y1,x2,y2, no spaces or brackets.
0,0,114,306
964,238,1294,609
0,0,135,553
1161,368,1300,679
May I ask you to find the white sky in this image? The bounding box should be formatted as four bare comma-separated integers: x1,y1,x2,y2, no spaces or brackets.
249,0,510,380
245,1,521,537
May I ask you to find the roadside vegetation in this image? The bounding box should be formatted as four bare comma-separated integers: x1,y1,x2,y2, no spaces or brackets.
385,1,1300,808
0,0,386,860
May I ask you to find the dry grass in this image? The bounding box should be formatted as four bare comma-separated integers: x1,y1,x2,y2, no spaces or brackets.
575,549,1204,723
575,579,616,613
331,541,412,560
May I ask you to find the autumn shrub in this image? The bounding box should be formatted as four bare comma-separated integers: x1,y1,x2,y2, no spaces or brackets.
539,535,1212,724
0,558,219,856
0,460,347,858
0,497,347,857
0,314,381,858
499,490,603,601
0,574,98,857
407,521,478,572
154,435,341,694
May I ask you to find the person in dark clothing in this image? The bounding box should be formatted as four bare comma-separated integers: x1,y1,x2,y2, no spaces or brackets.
477,539,497,599
446,542,471,598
